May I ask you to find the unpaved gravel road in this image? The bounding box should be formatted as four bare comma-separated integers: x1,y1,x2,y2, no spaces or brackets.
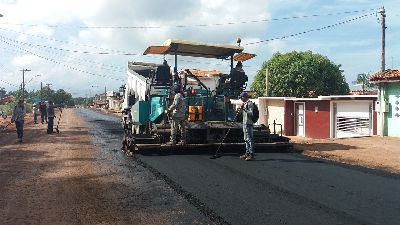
1,108,400,225
291,136,400,173
0,108,212,225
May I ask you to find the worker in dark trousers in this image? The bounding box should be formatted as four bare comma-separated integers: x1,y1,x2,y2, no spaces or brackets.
47,101,55,134
238,92,255,161
11,99,26,143
40,101,47,124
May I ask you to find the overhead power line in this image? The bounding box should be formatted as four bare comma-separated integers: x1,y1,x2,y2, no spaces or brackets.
0,79,18,87
244,13,375,46
0,64,20,87
0,27,137,56
0,45,126,74
0,33,248,69
0,78,19,87
0,64,19,87
0,38,125,82
0,12,376,58
0,34,140,56
0,8,377,29
80,8,377,29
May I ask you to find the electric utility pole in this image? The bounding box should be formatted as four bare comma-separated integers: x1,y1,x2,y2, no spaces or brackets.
40,82,43,103
379,6,386,72
20,69,31,101
378,6,387,137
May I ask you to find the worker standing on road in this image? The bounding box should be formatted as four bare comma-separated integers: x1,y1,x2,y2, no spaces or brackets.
165,85,186,145
32,103,38,124
11,99,26,143
239,92,255,161
40,101,47,124
46,101,56,134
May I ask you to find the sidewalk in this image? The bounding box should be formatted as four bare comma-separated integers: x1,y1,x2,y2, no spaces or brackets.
290,135,400,174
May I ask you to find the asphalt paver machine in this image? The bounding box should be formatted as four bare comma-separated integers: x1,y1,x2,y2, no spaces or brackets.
121,39,289,154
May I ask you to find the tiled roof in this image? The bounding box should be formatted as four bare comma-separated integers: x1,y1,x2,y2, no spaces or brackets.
0,96,14,103
369,69,400,82
350,90,378,95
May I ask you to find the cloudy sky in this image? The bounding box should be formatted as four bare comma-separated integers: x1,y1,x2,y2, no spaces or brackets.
0,0,399,97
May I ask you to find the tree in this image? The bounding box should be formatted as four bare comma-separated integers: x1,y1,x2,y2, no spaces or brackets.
0,87,6,99
352,73,375,93
40,86,55,102
251,51,350,97
7,87,74,105
73,97,93,106
7,89,29,101
53,89,73,105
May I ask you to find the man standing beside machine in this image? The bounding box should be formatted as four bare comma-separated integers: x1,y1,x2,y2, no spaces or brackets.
239,92,255,161
165,85,186,146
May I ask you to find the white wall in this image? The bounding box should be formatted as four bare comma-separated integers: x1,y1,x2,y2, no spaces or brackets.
259,99,285,133
232,98,285,132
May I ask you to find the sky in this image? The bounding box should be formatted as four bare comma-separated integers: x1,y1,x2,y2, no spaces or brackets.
0,0,399,97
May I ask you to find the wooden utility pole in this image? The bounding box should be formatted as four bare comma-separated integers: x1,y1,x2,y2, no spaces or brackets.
40,82,43,103
20,68,31,101
265,68,269,96
379,6,386,72
378,6,386,137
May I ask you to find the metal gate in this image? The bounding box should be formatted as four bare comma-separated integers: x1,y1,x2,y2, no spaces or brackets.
333,101,372,138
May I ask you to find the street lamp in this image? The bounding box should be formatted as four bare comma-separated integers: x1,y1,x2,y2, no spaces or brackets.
26,74,41,85
21,74,41,103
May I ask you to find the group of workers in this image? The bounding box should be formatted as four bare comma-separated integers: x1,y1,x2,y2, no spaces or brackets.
11,100,58,143
12,86,255,160
165,85,255,161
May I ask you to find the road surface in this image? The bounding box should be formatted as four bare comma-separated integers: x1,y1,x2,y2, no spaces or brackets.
78,108,400,225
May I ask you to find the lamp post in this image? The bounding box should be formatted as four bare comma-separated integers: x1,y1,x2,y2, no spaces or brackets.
26,74,41,84
25,74,41,103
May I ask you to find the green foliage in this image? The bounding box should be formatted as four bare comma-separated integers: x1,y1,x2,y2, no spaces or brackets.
0,87,6,99
73,97,93,106
53,89,74,105
352,73,375,92
7,87,74,106
251,51,350,97
0,103,15,115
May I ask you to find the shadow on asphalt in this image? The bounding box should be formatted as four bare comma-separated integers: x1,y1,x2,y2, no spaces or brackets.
135,145,293,157
293,142,357,152
253,158,324,163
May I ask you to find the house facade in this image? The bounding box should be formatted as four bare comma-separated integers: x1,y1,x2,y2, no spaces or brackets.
370,69,400,137
234,95,377,139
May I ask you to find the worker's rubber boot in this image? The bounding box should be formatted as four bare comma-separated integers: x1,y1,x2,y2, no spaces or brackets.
245,153,254,161
166,141,176,146
240,153,249,159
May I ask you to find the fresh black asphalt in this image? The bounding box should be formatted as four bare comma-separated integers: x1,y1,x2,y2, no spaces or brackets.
78,108,400,225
